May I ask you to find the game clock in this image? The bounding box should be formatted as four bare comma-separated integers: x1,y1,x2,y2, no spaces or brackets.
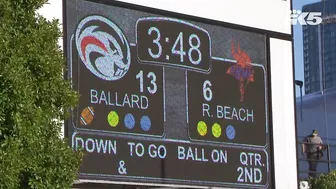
137,17,211,73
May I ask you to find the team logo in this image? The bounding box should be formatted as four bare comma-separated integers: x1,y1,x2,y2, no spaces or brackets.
75,15,131,81
226,39,255,102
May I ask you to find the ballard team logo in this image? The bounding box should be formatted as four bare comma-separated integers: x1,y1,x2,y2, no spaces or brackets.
226,39,255,102
74,15,131,81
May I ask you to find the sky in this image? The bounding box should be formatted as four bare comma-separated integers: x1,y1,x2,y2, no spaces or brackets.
37,0,62,20
38,0,319,98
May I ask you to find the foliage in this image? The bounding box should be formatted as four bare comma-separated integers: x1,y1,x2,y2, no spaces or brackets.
0,0,83,188
309,170,336,189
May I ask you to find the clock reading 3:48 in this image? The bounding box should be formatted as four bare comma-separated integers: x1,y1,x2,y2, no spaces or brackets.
136,17,211,73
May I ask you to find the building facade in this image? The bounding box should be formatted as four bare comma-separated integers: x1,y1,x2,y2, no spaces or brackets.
296,88,336,179
303,0,336,94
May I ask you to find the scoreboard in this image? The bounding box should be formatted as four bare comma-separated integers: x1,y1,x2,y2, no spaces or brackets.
65,0,273,188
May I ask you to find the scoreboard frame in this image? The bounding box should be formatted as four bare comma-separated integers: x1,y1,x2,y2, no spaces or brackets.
62,0,294,188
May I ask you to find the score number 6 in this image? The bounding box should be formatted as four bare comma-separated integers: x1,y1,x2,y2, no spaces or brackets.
203,80,212,101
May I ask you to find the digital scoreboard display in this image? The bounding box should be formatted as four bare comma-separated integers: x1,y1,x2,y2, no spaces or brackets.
65,0,273,188
187,60,267,146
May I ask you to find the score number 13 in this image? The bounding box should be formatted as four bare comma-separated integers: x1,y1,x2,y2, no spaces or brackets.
136,70,157,94
148,27,202,65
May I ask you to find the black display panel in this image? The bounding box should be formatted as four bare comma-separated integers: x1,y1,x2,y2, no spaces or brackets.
73,132,269,187
187,58,267,146
71,39,164,136
65,0,273,188
137,17,211,73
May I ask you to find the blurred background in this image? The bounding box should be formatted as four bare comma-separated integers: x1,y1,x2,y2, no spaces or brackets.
293,0,336,180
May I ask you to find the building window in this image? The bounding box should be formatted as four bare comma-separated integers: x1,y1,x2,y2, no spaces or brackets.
332,32,335,37
305,58,309,64
327,67,332,73
305,66,310,71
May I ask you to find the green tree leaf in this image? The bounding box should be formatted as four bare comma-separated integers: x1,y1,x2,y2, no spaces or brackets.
0,0,82,188
309,170,336,189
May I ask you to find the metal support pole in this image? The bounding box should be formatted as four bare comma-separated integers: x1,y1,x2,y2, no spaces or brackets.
327,144,332,173
300,86,303,121
295,80,304,121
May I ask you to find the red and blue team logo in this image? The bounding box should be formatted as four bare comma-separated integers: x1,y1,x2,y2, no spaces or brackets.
75,15,131,81
226,38,255,102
